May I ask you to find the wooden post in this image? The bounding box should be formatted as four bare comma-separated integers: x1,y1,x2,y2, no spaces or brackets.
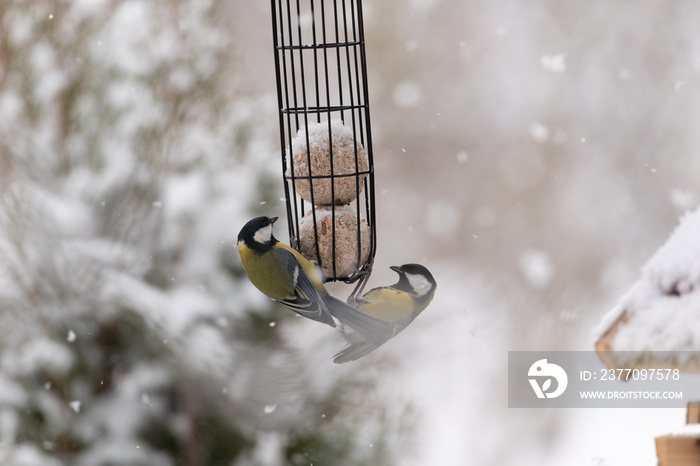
686,402,700,424
656,402,700,466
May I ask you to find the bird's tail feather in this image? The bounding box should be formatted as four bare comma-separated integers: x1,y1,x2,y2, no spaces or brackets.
332,341,379,364
323,295,393,346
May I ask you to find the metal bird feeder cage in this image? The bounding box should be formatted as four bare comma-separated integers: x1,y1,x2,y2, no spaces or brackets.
270,0,377,287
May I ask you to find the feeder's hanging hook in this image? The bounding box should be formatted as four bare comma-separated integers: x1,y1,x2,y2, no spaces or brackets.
269,0,377,287
348,262,372,307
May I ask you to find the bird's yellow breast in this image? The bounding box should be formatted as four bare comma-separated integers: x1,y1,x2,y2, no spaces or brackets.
360,288,416,323
238,242,294,300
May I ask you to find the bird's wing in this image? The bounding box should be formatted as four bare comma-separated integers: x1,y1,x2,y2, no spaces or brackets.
324,294,394,346
270,248,335,327
332,341,379,364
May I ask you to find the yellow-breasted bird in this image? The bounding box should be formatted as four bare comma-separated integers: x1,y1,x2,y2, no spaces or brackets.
333,263,437,363
237,216,392,345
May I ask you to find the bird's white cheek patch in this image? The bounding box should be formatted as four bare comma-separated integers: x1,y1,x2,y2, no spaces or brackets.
253,224,273,244
406,273,432,296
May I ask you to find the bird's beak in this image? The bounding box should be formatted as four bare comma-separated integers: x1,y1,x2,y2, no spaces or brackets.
270,216,279,224
389,265,401,273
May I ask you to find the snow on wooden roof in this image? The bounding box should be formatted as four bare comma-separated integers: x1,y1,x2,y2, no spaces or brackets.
596,205,700,371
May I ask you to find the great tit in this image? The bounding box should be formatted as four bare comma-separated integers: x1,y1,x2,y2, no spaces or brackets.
333,263,437,364
237,216,392,345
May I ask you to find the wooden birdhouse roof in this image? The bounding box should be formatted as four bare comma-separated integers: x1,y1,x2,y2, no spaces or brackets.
596,205,700,372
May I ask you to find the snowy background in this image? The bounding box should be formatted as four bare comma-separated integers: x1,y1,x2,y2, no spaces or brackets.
1,0,699,465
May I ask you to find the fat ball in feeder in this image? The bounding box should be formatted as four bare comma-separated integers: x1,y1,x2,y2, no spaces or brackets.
289,119,368,206
299,206,371,279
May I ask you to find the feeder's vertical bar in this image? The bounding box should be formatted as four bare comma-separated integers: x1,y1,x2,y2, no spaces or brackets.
280,0,304,246
326,0,345,280
287,0,299,130
310,0,321,122
271,0,294,238
295,0,324,274
350,0,365,146
279,0,303,248
341,0,354,105
325,118,338,279
333,0,344,119
356,0,377,269
320,0,331,117
350,0,367,280
308,0,324,271
318,0,338,280
339,0,363,280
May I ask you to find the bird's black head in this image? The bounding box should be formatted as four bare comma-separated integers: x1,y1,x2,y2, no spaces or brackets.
237,216,279,252
390,263,437,299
